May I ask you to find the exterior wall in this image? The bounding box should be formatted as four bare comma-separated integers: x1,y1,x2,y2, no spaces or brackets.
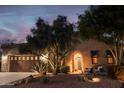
1,54,8,72
1,47,19,72
65,39,113,72
1,39,113,72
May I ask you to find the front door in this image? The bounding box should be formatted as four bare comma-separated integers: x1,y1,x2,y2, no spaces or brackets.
74,53,83,72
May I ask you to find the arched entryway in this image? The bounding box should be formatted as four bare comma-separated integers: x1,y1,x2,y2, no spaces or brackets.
72,51,84,73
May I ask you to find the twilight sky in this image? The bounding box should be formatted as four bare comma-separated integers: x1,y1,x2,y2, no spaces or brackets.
0,5,89,43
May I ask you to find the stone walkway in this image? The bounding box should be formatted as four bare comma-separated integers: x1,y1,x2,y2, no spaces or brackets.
0,72,35,85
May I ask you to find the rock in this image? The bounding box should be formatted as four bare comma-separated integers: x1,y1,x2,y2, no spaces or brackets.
25,75,34,84
19,79,25,84
12,79,25,86
77,75,86,82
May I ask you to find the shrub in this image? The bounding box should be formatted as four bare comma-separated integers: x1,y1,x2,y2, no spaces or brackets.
60,66,70,74
42,76,49,84
32,60,48,75
107,66,116,79
77,75,86,82
116,68,124,80
121,83,124,88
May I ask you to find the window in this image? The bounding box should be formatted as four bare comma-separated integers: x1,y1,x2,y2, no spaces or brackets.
22,56,25,60
14,57,17,60
35,56,38,60
10,57,14,60
91,50,99,64
27,57,29,60
105,50,113,64
18,57,21,60
31,56,34,60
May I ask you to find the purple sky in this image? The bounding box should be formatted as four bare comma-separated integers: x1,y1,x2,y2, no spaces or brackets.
0,5,89,43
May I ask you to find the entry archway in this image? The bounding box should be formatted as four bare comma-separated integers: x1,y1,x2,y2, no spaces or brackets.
72,51,84,73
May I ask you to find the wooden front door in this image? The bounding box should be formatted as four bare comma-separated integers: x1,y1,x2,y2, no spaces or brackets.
74,53,83,71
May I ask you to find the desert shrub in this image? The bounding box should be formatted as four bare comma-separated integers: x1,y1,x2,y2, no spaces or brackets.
32,60,48,75
77,75,86,82
121,83,124,88
60,66,70,74
42,76,49,84
116,67,124,80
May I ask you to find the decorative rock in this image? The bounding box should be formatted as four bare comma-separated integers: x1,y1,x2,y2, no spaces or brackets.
25,75,34,84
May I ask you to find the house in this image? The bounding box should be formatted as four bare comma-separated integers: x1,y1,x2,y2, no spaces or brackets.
65,39,113,73
0,39,114,73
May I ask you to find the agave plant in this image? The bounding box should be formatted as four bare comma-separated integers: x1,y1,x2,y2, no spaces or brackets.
32,60,48,75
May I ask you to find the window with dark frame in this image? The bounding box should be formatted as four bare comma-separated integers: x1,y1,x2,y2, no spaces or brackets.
105,50,113,64
91,50,99,64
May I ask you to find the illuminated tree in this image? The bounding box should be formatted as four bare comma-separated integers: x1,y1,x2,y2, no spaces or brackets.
27,15,75,74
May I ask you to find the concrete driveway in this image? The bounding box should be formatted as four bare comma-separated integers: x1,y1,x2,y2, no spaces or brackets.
0,72,36,85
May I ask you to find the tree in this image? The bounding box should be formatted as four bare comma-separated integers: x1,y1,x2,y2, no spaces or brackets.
78,5,124,74
18,43,32,54
27,16,75,74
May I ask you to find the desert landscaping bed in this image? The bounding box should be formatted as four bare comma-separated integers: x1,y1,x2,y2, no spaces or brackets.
0,74,122,88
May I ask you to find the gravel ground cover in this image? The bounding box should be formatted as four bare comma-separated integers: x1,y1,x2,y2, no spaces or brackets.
0,74,122,88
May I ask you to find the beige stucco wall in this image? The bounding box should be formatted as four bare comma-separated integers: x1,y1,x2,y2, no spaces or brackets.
1,47,19,72
65,39,111,72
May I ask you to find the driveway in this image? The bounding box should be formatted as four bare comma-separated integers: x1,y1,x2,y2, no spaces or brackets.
0,72,36,85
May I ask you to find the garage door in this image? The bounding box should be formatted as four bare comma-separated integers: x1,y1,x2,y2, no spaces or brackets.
8,55,39,72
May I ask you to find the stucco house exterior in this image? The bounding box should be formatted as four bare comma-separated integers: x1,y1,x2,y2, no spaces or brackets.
65,39,114,73
0,39,114,73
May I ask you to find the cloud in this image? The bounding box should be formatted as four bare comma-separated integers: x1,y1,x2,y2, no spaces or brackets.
14,23,32,43
0,12,15,16
0,22,32,43
0,29,13,40
0,5,89,43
